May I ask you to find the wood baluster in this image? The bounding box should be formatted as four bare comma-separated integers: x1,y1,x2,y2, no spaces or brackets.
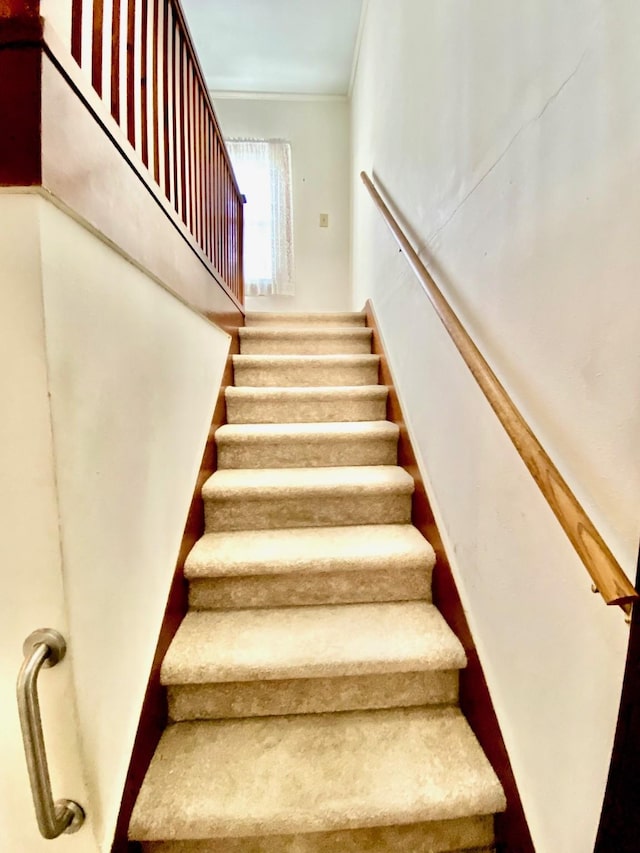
91,0,104,95
201,98,208,256
234,195,240,299
177,35,187,222
227,174,232,286
110,0,121,122
188,62,196,237
229,182,234,295
71,0,83,65
205,117,212,261
184,56,191,232
238,193,244,305
234,185,238,294
125,0,136,148
165,5,179,213
213,136,219,272
224,158,229,282
151,0,160,184
139,0,149,166
195,92,202,251
194,84,200,246
198,95,205,254
220,148,225,277
202,113,209,259
222,153,227,281
191,83,197,243
161,0,170,198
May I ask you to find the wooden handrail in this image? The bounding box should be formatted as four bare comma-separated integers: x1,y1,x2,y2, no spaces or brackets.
361,171,638,612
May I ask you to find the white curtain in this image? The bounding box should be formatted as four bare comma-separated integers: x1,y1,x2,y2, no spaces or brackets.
226,139,294,297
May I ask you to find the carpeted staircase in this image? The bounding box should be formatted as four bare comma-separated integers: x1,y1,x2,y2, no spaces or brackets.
129,312,506,852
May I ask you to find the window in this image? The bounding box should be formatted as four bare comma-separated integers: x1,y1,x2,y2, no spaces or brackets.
226,139,294,297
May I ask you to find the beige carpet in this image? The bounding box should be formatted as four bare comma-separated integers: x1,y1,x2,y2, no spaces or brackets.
129,312,505,852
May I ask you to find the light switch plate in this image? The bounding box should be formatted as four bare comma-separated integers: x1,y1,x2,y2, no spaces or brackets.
319,213,329,228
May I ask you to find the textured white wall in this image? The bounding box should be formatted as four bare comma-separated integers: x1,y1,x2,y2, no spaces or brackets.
214,96,351,313
0,193,98,853
351,2,640,851
0,192,230,852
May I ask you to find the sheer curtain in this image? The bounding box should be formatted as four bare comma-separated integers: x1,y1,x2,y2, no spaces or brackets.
226,139,294,297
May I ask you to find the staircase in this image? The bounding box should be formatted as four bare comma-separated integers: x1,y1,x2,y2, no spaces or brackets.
129,312,506,852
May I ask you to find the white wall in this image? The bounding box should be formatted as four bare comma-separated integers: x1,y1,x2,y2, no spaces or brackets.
40,0,72,49
213,96,351,312
0,193,98,853
351,2,640,851
0,191,230,852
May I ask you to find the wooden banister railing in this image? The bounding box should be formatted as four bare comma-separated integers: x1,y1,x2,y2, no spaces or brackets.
68,0,244,304
361,171,638,614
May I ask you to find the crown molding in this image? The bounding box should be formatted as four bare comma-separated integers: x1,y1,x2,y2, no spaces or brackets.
209,90,348,103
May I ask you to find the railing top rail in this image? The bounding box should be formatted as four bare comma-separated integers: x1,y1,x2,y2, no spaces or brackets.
360,170,637,614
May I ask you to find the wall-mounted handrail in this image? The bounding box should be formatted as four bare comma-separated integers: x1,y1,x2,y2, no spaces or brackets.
361,170,638,614
17,629,85,839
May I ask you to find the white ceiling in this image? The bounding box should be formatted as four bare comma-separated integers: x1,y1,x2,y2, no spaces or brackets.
181,0,364,96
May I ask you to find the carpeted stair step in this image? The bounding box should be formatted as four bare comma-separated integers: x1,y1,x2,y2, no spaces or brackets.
185,524,435,609
162,601,466,721
233,354,379,387
225,385,388,424
239,326,373,355
137,826,496,853
245,311,367,328
129,706,506,846
216,421,399,469
202,465,414,532
128,309,507,852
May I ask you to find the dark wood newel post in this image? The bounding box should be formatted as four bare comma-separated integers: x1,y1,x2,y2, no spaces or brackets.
0,0,43,187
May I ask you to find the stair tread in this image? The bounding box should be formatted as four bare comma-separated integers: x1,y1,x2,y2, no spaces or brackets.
225,386,389,425
233,354,380,366
185,524,434,579
202,465,414,499
225,385,388,400
215,421,399,443
161,602,466,684
233,355,380,389
129,707,506,840
240,327,372,339
245,311,367,327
